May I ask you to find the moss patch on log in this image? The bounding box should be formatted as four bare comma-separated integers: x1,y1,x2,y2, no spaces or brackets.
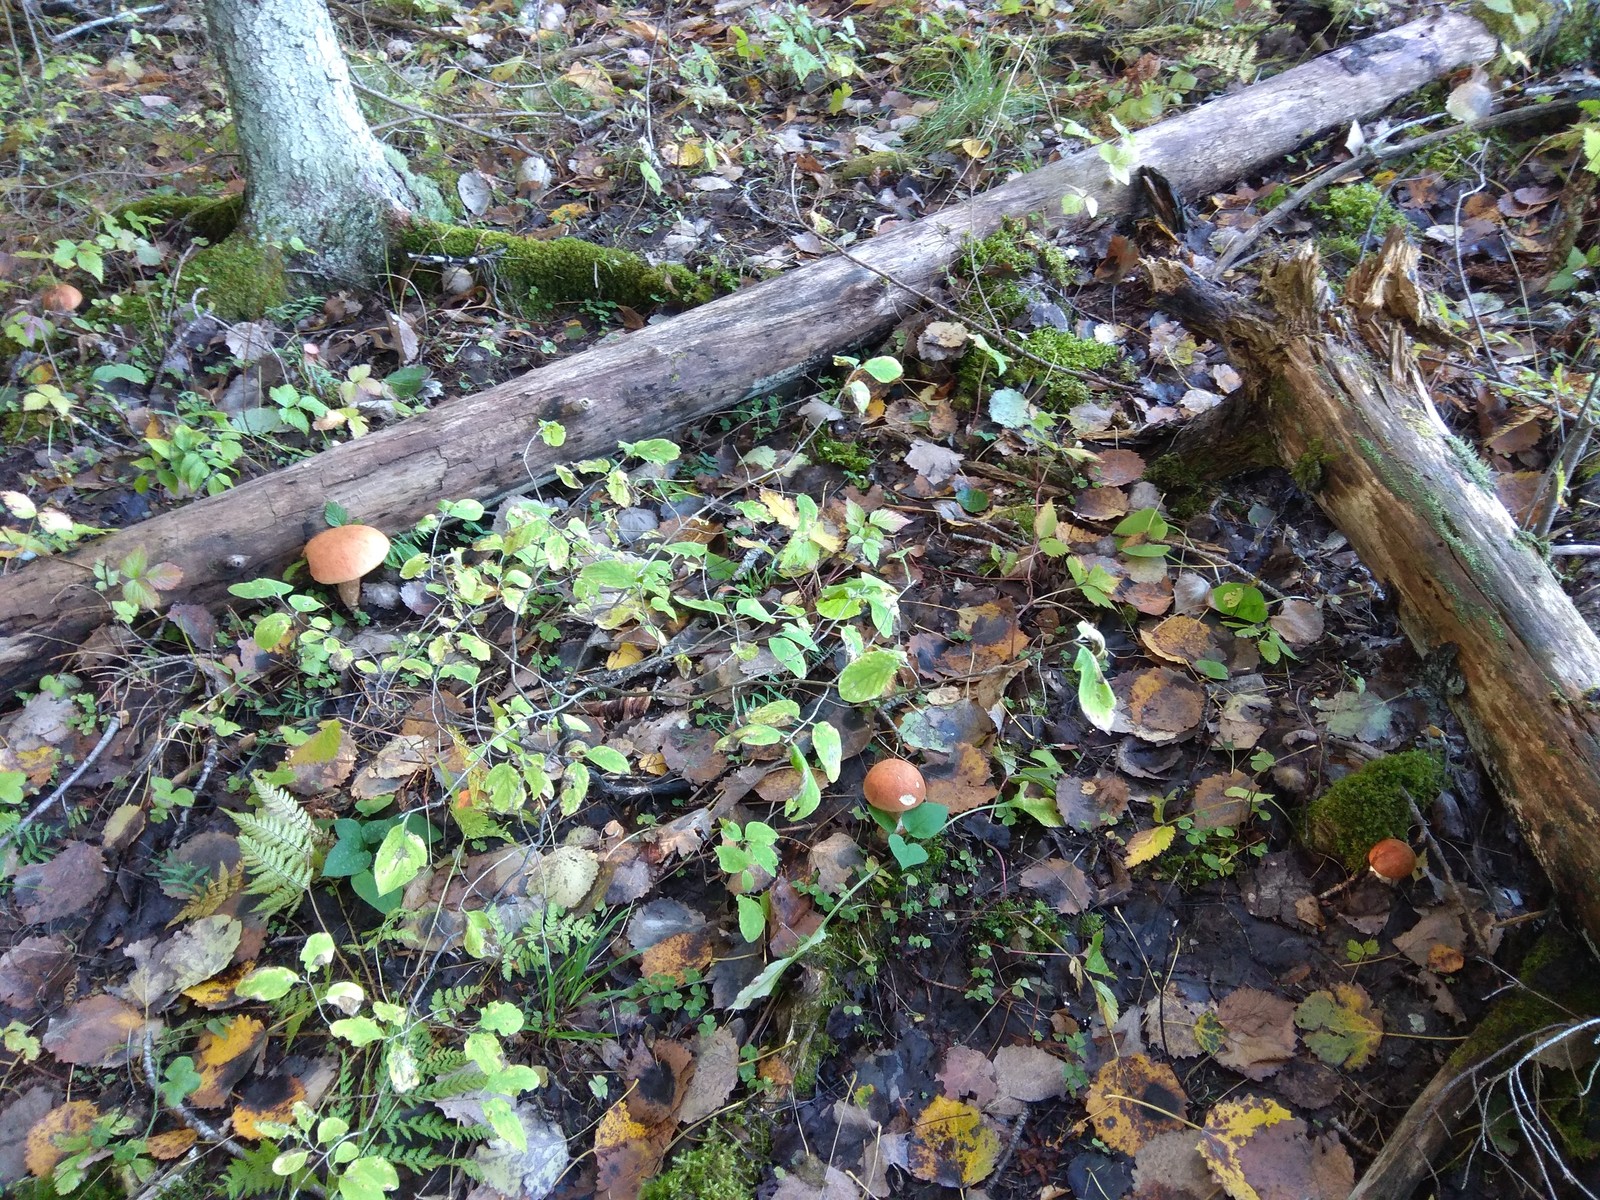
1302,750,1443,870
395,220,708,315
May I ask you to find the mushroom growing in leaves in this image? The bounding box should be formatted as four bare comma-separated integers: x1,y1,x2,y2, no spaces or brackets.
1366,837,1417,882
304,524,390,607
864,758,926,814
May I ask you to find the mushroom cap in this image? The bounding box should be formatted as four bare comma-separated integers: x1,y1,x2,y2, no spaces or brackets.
1366,837,1417,881
39,283,83,314
305,524,390,585
864,758,926,813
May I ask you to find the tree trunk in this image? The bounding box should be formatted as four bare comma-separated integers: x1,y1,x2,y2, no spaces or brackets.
0,12,1497,697
1146,236,1600,946
201,0,413,285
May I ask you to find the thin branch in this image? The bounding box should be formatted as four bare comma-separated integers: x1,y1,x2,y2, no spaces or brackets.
49,3,163,44
0,716,121,851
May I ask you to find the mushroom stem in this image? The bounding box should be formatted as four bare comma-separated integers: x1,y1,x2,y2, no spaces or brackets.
337,579,362,608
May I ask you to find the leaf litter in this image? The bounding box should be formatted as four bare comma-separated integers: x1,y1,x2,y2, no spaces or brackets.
0,0,1590,1197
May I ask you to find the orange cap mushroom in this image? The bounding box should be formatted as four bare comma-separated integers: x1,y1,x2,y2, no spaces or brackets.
39,283,83,314
864,758,926,814
1366,838,1417,882
305,524,390,607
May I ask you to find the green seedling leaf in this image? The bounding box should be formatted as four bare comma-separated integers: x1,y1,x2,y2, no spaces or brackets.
1074,644,1116,732
787,748,822,820
371,825,427,895
338,1155,400,1200
619,438,681,463
1211,583,1268,623
329,1017,386,1047
253,612,292,652
737,893,766,943
230,578,295,600
302,932,336,971
989,387,1032,429
584,745,630,774
479,1001,524,1036
481,1097,528,1153
811,721,842,783
838,649,903,703
889,834,929,869
236,966,299,1001
861,356,902,383
898,802,948,840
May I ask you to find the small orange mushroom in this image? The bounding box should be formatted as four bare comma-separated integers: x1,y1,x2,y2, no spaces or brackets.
304,524,390,607
38,283,83,314
864,758,926,814
1366,837,1417,882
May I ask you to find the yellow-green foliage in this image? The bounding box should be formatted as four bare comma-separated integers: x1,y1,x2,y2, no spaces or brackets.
396,221,707,315
640,1128,759,1200
1012,328,1121,410
118,193,243,243
1303,750,1443,870
184,234,288,321
811,431,872,475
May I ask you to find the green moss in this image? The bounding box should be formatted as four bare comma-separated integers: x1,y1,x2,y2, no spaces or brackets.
1010,328,1121,411
811,432,873,476
640,1125,761,1200
395,220,708,316
117,192,243,243
837,150,913,181
182,234,288,321
1302,750,1443,870
1290,438,1335,493
1312,182,1409,264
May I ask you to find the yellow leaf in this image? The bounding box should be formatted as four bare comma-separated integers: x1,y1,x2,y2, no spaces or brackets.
606,643,645,670
1124,824,1176,867
1083,1054,1188,1155
760,489,799,529
906,1095,1001,1187
1198,1094,1293,1200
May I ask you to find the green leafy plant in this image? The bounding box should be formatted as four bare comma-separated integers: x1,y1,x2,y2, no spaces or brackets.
229,776,322,918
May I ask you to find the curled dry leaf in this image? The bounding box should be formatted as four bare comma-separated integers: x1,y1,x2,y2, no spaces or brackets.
1214,987,1298,1081
1140,615,1228,668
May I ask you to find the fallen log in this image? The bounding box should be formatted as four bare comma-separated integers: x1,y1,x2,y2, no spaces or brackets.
0,13,1496,695
1145,237,1600,944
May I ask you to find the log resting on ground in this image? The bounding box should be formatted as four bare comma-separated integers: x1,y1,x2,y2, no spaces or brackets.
1145,238,1600,950
1149,233,1600,1194
0,13,1496,694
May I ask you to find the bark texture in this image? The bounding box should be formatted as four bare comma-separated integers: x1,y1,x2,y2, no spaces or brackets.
1146,235,1600,946
0,12,1497,695
202,0,413,283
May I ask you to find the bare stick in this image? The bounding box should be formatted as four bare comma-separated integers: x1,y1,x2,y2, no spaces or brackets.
0,716,121,851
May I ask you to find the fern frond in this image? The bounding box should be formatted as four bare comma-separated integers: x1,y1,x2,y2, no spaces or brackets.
170,861,245,925
228,778,320,918
221,1143,284,1199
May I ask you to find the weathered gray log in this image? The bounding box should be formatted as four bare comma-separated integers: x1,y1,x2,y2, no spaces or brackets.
0,13,1496,695
1146,236,1600,945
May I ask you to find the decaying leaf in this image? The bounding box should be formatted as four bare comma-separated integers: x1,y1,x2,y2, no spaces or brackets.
1143,985,1213,1059
190,1014,268,1108
25,1100,99,1179
678,1025,741,1126
906,1095,1001,1187
42,994,156,1067
1214,988,1297,1081
0,935,72,1014
1018,858,1094,915
1083,1054,1189,1156
991,1044,1070,1104
1112,669,1206,744
1200,1094,1354,1200
1140,615,1227,667
937,1045,998,1109
1294,984,1382,1069
124,916,244,1012
13,841,107,924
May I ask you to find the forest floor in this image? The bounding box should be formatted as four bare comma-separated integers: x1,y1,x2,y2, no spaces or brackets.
2,1,1600,1199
